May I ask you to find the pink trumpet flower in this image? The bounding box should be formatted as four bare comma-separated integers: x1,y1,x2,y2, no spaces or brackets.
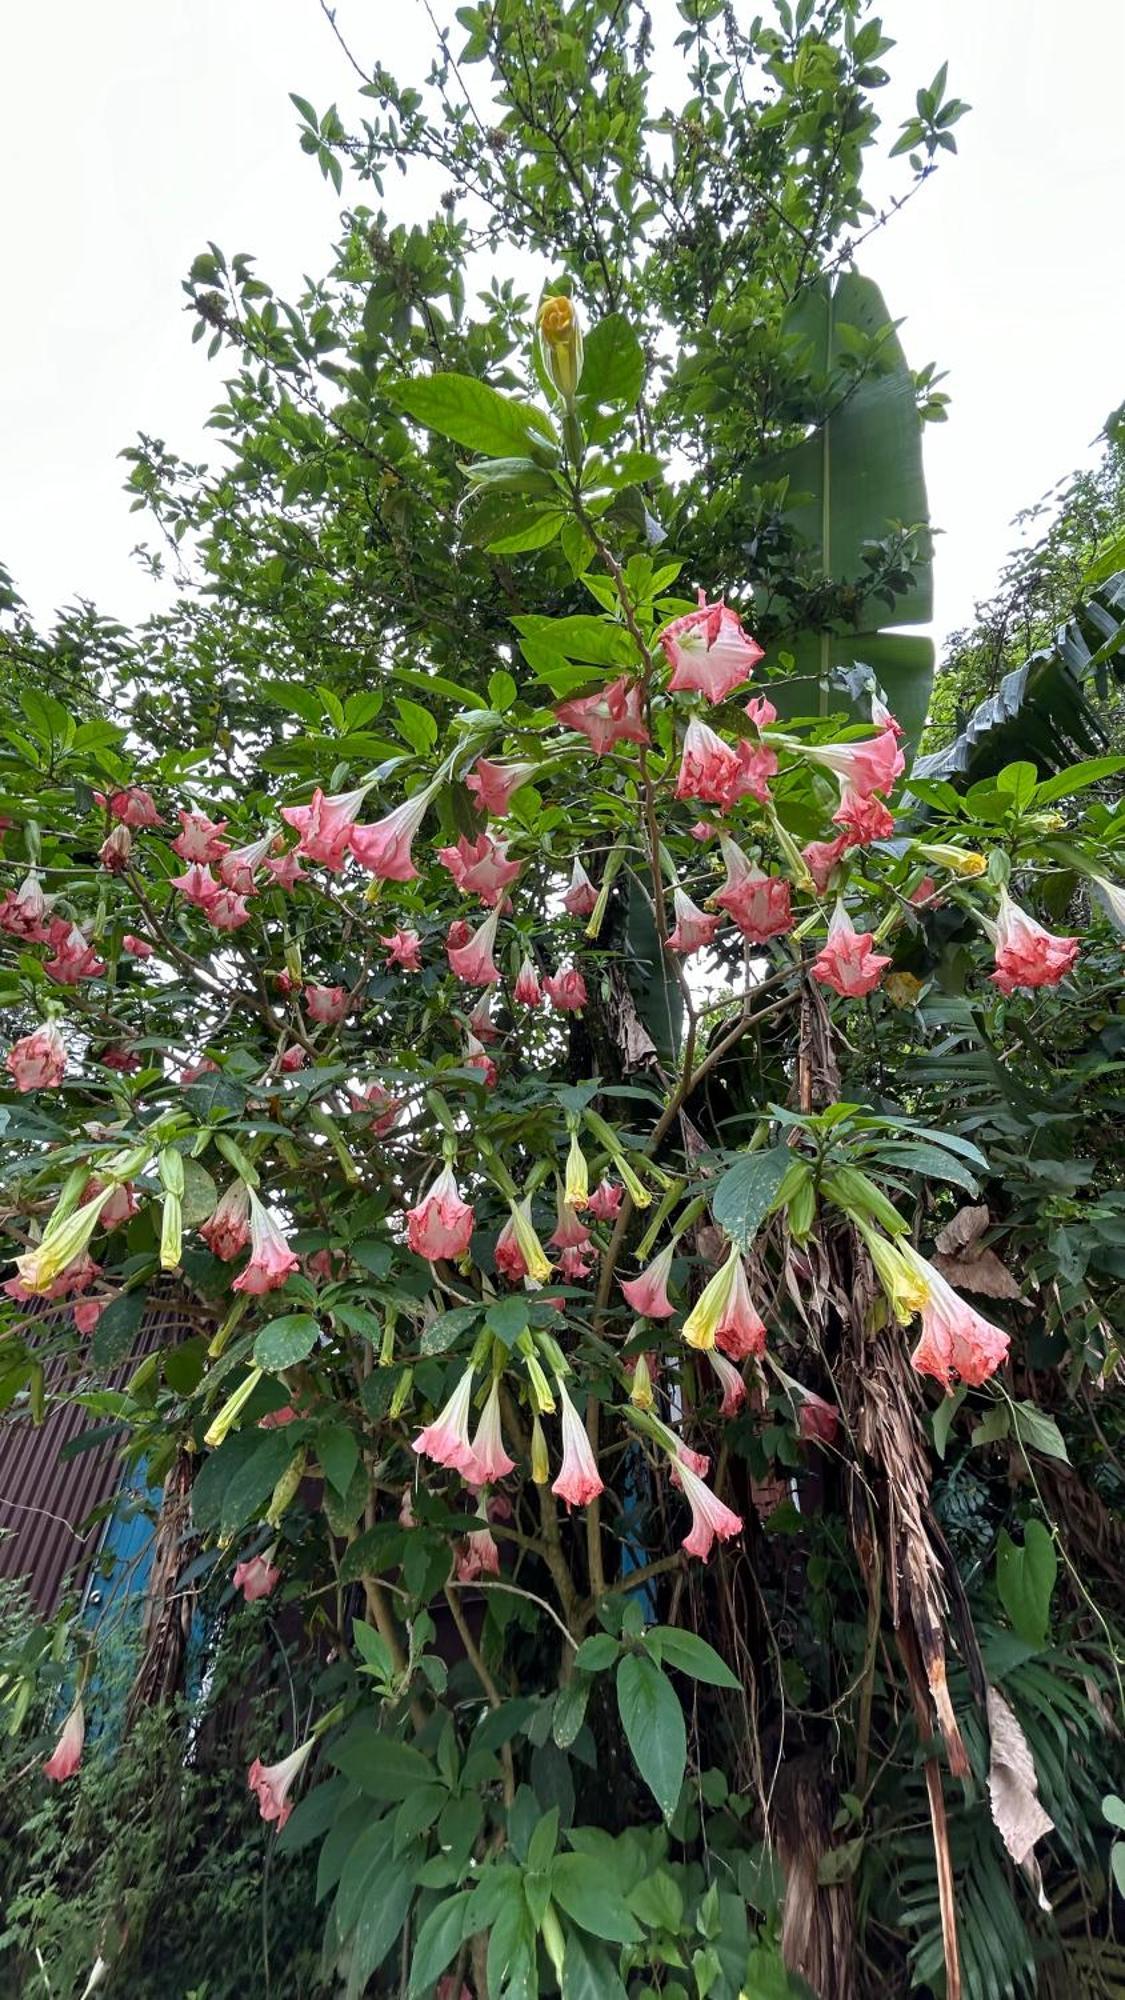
744,694,777,730
514,957,543,1007
205,887,253,932
811,903,891,999
675,717,747,809
900,1245,1011,1391
169,862,221,909
619,1241,676,1319
660,592,764,703
122,933,152,958
406,1164,475,1261
413,1363,481,1477
304,983,349,1026
232,1191,300,1295
586,1179,622,1222
87,1178,139,1229
43,1700,85,1782
551,1379,604,1508
706,1349,747,1416
447,906,502,986
349,789,433,882
682,1242,767,1359
7,1022,67,1092
104,786,162,828
248,1737,315,1829
278,1046,306,1073
543,964,587,1013
548,1192,592,1253
171,808,229,863
988,887,1079,994
713,837,792,942
98,824,133,873
465,757,537,816
667,885,721,955
464,1034,497,1088
467,991,498,1043
798,1391,839,1445
803,727,904,800
351,1080,402,1136
280,784,371,872
0,869,54,941
264,847,307,890
437,832,521,906
456,1525,501,1582
72,1299,105,1336
468,1377,516,1482
802,836,850,895
832,787,895,847
871,694,905,738
218,834,275,895
45,926,106,984
555,677,650,755
233,1554,281,1602
733,737,778,803
672,1453,743,1561
562,858,598,918
382,927,422,971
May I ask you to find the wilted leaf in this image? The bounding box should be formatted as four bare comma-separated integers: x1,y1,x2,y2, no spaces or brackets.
987,1684,1054,1909
931,1248,1021,1299
934,1204,990,1255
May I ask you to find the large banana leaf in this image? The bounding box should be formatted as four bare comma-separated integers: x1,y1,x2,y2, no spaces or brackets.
914,570,1125,784
744,271,934,743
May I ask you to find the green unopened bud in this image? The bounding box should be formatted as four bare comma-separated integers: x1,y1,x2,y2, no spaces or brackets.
563,1133,589,1212
510,1198,553,1285
203,1367,263,1448
267,1447,307,1527
525,1352,556,1416
158,1146,185,1199
215,1133,260,1188
538,295,584,401
309,1107,361,1185
629,1351,654,1411
855,1221,928,1327
160,1191,183,1271
389,1367,414,1420
915,842,987,879
786,1169,817,1245
530,1413,550,1484
541,1902,567,1984
823,1166,906,1238
284,940,303,986
128,1351,160,1403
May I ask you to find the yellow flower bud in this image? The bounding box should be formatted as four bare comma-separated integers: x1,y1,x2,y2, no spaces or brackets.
530,1413,550,1484
510,1198,553,1286
857,1223,929,1326
15,1187,113,1295
916,843,987,878
538,295,584,400
629,1352,655,1411
203,1367,263,1448
160,1191,183,1271
564,1133,589,1211
267,1448,308,1527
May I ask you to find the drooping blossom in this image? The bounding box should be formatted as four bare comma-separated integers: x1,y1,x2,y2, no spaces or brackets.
464,1034,497,1089
456,1524,501,1582
87,1178,139,1229
383,927,422,972
802,727,904,799
802,836,850,895
988,886,1079,994
234,1554,281,1602
305,1247,345,1283
468,1377,516,1482
7,1022,67,1092
280,784,371,872
871,694,904,738
5,1251,101,1306
278,1047,306,1073
465,758,537,815
682,1242,767,1358
713,837,792,942
690,820,716,841
43,1701,85,1782
121,933,152,958
909,876,940,908
413,1363,481,1477
706,1348,747,1417
205,887,252,932
667,885,721,955
102,786,162,829
407,1164,475,1262
263,847,307,890
247,1738,315,1829
171,809,229,863
514,957,542,1007
620,1241,675,1319
0,869,53,941
675,718,746,809
558,1243,596,1280
543,964,587,1013
660,592,764,703
169,862,221,909
72,1298,105,1336
672,1453,743,1561
626,1351,655,1410
549,1189,592,1253
734,737,779,803
562,857,598,918
437,832,521,906
219,834,275,895
586,1179,623,1223
798,1392,839,1445
554,677,649,755
350,789,434,881
564,1133,589,1212
811,903,891,999
98,1044,140,1074
45,926,106,984
899,1245,1011,1391
351,1080,402,1137
744,694,777,730
447,906,502,986
467,991,498,1043
672,1440,711,1480
304,983,349,1026
232,1191,300,1295
551,1379,604,1507
833,787,895,847
98,824,133,873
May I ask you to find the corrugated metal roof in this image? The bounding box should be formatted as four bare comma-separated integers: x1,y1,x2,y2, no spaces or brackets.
0,1295,195,1615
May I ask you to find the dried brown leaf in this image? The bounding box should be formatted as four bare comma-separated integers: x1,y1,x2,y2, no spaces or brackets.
987,1684,1054,1909
934,1204,990,1256
932,1249,1022,1299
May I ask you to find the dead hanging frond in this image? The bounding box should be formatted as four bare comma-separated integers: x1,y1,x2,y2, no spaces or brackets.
986,1683,1055,1911
795,974,841,1113
932,1202,1022,1299
126,1449,197,1726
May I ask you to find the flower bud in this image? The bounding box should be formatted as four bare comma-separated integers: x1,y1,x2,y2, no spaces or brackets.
538,295,584,400
530,1413,550,1484
160,1191,183,1271
267,1447,308,1526
204,1367,264,1448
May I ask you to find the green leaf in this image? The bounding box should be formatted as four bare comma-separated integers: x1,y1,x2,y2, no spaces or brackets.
91,1289,146,1371
219,1431,298,1535
511,613,637,668
318,1421,360,1495
561,1928,630,2000
345,1845,414,1995
179,1158,218,1228
995,760,1038,809
486,508,566,554
578,313,645,407
393,372,554,459
644,1626,740,1689
550,1851,641,1944
996,1520,1056,1648
329,1724,435,1800
276,1773,350,1854
932,1384,966,1460
574,1633,619,1672
627,1868,684,1932
421,1303,482,1354
711,1146,791,1249
553,1677,591,1748
1011,1401,1069,1463
1102,1794,1125,1834
409,1891,473,1995
184,1073,246,1121
485,1295,530,1346
615,1652,685,1823
395,696,438,753
252,1312,319,1370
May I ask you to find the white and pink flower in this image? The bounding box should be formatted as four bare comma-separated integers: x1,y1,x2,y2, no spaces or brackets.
232,1191,300,1295
407,1164,475,1261
43,1700,85,1782
619,1241,675,1319
248,1737,315,1829
555,678,649,755
6,1022,67,1092
988,887,1079,994
660,593,763,703
551,1379,604,1508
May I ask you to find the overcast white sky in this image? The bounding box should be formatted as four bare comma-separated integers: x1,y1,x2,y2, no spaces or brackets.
1,2,1122,656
